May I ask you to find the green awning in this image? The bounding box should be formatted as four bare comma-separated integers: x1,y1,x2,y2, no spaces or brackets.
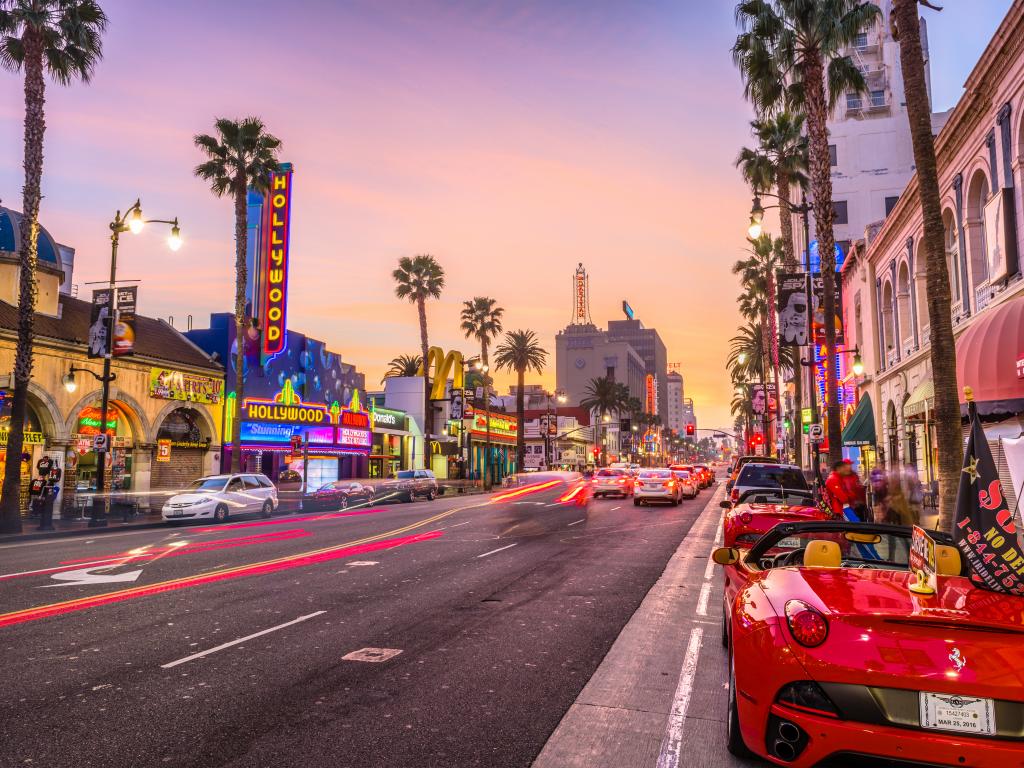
904,380,934,419
842,394,876,447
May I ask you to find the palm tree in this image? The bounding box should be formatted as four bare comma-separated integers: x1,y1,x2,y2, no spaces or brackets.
194,118,282,473
459,297,504,368
734,0,880,462
393,255,445,435
736,112,808,268
0,0,108,532
382,354,422,382
580,377,630,466
494,330,548,471
891,0,960,531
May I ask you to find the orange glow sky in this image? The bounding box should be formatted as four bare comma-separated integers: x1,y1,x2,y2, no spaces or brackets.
0,0,1010,432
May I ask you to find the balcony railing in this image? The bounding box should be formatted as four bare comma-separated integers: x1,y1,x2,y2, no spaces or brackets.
886,348,901,367
975,281,994,312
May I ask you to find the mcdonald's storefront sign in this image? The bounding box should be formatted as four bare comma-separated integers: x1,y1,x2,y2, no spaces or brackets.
430,440,460,456
418,346,464,401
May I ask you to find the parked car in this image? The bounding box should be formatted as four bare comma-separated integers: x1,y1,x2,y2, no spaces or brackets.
726,455,782,492
633,469,682,506
378,469,439,502
670,469,698,498
729,462,809,505
693,464,714,487
591,468,634,498
162,473,278,523
304,480,375,511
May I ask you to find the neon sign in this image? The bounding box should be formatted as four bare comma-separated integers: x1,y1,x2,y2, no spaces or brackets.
261,167,293,359
242,380,331,425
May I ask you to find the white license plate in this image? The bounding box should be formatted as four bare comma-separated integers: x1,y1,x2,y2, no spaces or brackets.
919,692,996,735
776,537,802,549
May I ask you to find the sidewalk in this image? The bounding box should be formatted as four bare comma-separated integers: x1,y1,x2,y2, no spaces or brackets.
533,484,734,768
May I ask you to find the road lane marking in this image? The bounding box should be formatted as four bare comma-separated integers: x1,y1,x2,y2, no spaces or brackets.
160,611,326,668
448,521,472,528
654,627,704,768
610,506,622,511
695,582,712,616
476,543,518,558
567,519,586,527
703,555,716,580
44,566,144,588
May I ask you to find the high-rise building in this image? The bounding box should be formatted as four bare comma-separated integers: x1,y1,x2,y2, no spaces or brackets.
606,317,668,424
795,1,933,263
666,371,684,435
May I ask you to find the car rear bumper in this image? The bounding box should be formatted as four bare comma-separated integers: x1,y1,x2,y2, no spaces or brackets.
758,703,1024,767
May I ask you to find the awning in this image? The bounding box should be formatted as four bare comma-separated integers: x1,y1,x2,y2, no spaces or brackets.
957,294,1024,416
904,380,934,419
842,394,876,447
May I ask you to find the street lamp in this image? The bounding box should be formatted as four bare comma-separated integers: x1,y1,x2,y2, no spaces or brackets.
81,200,181,527
852,348,865,377
474,359,493,490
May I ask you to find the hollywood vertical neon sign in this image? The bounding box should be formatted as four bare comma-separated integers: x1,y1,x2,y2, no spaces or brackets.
261,166,293,359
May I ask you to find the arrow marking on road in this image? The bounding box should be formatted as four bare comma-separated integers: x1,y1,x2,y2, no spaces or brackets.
43,566,144,587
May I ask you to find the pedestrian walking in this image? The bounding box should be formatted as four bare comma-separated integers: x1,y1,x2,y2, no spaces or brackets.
825,460,867,520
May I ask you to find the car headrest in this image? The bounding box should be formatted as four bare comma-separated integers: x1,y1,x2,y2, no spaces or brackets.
803,540,842,568
935,545,962,577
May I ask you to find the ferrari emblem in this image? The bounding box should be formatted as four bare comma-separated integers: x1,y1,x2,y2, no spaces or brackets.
949,647,967,672
962,457,980,484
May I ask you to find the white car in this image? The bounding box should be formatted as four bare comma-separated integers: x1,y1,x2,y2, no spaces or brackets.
670,469,698,499
591,468,634,498
162,473,278,523
633,469,682,506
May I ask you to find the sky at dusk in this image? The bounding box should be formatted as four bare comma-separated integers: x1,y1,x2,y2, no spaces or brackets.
0,0,1014,432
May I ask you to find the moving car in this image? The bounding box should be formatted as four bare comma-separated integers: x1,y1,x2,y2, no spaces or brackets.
729,461,808,504
670,469,698,499
304,480,375,511
591,468,634,498
633,469,681,506
714,521,1024,767
669,464,701,493
162,473,278,523
378,469,439,502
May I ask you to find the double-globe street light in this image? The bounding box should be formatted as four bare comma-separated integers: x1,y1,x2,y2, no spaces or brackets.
63,200,182,527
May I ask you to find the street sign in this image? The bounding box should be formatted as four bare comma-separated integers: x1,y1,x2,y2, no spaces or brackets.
451,391,464,420
808,424,824,443
92,434,108,452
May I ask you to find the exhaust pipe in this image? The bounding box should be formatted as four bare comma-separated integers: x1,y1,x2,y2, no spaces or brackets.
772,739,797,762
778,721,801,744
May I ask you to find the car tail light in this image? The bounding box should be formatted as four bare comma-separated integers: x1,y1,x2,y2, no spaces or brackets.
617,478,626,484
635,480,644,488
776,681,839,718
740,512,753,524
785,600,829,647
665,481,675,489
730,488,739,503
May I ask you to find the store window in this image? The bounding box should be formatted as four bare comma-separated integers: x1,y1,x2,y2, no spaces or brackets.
72,403,134,493
0,397,45,513
832,201,849,225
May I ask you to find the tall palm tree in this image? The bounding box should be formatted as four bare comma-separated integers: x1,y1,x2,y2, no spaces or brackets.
194,117,282,473
736,112,808,268
891,0,960,531
580,377,630,466
382,354,422,382
393,255,445,435
494,330,548,471
734,0,880,462
0,0,107,532
459,296,504,368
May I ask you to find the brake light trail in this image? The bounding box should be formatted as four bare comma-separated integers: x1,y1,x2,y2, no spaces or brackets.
0,531,441,629
194,506,389,532
490,480,562,503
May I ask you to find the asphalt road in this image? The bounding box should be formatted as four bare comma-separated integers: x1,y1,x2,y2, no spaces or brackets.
0,481,716,768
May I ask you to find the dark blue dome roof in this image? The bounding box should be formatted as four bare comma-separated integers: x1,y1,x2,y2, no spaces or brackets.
0,207,59,265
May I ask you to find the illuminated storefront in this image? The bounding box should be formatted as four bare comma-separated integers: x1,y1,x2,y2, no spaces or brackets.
465,407,518,483
370,406,408,478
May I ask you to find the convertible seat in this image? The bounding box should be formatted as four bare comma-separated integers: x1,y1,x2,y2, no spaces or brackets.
935,545,962,576
803,540,842,568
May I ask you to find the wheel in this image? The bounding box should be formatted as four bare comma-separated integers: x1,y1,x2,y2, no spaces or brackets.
671,497,679,507
727,655,753,757
260,500,273,518
213,504,229,524
340,496,349,510
426,489,436,501
403,493,412,503
633,498,641,506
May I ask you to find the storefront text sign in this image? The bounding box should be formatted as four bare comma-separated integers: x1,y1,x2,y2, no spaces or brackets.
372,408,404,429
339,427,372,448
260,167,293,359
467,409,518,439
242,381,331,424
156,439,172,463
149,368,223,404
0,429,44,447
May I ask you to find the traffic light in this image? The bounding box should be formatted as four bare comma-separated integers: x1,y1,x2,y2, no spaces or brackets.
592,447,600,460
685,424,695,436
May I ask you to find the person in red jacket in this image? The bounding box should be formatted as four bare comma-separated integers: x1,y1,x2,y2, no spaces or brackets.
825,460,867,520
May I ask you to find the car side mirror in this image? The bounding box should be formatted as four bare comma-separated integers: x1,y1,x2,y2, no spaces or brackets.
711,547,740,566
719,500,732,510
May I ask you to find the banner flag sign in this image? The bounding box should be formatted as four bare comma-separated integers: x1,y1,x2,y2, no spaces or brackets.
748,383,777,416
88,287,137,358
113,286,137,356
260,166,293,360
777,273,810,347
954,403,1024,595
810,274,844,346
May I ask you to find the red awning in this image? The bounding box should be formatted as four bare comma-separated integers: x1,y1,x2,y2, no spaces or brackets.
956,294,1024,416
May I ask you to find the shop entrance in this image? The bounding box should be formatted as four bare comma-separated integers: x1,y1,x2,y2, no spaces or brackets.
0,396,46,515
152,407,209,492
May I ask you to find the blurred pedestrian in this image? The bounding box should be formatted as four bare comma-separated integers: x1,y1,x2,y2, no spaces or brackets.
825,460,867,520
869,467,889,523
885,471,915,526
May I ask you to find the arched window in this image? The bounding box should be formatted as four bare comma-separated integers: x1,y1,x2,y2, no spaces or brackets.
897,261,913,352
881,279,896,361
965,169,990,293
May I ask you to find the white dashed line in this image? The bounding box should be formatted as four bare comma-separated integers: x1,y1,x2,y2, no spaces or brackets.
695,582,712,616
448,520,473,528
610,506,622,511
567,519,586,527
160,611,326,669
654,627,704,768
476,543,518,558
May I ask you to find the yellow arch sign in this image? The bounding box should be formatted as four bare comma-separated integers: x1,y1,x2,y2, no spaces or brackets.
417,347,464,401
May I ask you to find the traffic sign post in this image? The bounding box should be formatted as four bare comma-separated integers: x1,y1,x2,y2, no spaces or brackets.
92,434,109,453
808,424,824,443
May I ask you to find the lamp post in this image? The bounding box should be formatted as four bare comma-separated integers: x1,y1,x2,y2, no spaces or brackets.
474,360,492,489
542,389,567,470
65,201,181,527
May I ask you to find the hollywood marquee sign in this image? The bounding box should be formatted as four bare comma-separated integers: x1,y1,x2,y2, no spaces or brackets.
260,167,293,359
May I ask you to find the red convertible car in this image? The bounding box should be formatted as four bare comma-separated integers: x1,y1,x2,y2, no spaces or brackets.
720,488,829,550
714,521,1024,767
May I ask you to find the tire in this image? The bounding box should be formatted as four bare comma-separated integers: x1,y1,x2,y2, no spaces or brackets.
426,489,436,502
403,493,412,503
727,655,753,758
213,504,229,524
633,498,641,506
260,500,273,518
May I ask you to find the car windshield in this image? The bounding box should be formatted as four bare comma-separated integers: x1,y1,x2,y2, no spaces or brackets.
640,470,671,479
188,477,227,491
737,465,808,490
737,488,814,505
673,471,691,479
396,470,415,479
595,469,621,477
